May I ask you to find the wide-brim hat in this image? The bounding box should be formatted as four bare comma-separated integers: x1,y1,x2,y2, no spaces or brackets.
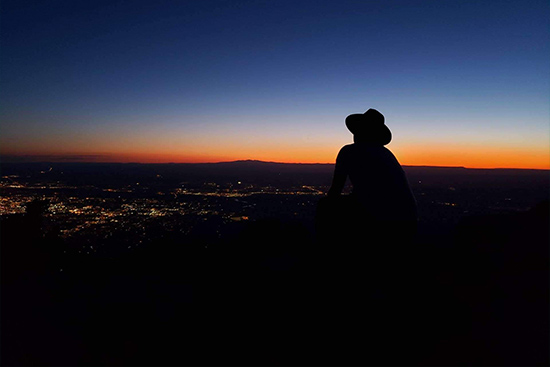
345,108,392,145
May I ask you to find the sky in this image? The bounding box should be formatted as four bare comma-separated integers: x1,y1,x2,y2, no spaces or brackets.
1,0,549,168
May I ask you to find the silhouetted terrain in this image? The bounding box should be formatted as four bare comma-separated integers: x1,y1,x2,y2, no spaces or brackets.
2,160,549,188
1,161,548,365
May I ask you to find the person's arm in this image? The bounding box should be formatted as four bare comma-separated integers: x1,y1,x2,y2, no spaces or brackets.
328,148,347,196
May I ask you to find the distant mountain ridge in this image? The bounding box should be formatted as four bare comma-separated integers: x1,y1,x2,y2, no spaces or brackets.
1,160,548,190
221,159,550,171
2,157,548,171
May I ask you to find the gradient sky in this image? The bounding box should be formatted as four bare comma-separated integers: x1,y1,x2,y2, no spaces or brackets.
1,0,549,168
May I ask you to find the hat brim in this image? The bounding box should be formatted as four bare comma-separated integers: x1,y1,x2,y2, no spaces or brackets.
345,114,392,145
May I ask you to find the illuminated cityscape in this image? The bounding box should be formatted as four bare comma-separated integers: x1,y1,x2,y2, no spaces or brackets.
0,165,332,258
2,161,548,258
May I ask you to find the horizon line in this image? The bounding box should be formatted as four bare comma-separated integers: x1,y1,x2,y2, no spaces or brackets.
1,157,548,171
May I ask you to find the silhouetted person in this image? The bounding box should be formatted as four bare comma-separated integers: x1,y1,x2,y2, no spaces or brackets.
316,108,418,281
312,109,422,364
327,108,417,232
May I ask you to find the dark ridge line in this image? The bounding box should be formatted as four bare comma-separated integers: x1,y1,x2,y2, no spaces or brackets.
1,159,549,171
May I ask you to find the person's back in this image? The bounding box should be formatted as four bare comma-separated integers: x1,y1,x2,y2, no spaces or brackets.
335,142,416,223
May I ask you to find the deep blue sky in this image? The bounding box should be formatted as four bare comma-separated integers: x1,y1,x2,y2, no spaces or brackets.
1,0,549,167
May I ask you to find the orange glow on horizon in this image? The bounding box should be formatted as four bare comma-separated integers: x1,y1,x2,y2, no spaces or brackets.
2,143,549,170
393,143,550,170
3,120,548,169
3,134,544,169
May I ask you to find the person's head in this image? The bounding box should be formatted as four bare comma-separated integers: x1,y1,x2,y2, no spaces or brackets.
345,109,391,145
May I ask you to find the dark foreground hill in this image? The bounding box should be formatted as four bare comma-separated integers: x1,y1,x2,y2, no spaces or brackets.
1,195,548,365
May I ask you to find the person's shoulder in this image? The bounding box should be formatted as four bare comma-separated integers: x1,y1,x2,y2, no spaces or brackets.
337,143,355,154
381,146,398,158
335,144,354,162
380,146,403,165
